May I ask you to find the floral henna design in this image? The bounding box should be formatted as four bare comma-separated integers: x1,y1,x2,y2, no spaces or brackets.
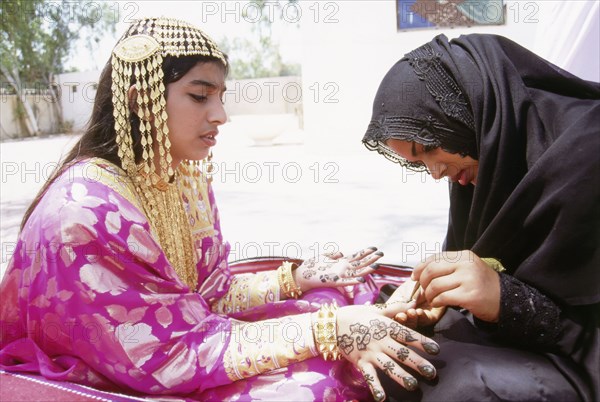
350,323,371,350
361,369,375,384
370,319,388,340
382,360,396,377
389,322,417,343
337,334,354,355
318,261,334,271
386,344,410,362
304,258,317,269
302,269,316,279
397,347,410,362
361,369,385,402
319,274,334,283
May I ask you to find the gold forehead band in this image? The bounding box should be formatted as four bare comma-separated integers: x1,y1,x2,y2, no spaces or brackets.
113,17,227,65
113,35,160,63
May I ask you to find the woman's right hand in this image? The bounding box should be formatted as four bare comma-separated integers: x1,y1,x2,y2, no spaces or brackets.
335,302,440,401
387,279,447,328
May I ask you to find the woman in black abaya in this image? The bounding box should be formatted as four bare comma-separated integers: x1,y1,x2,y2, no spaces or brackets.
363,34,599,401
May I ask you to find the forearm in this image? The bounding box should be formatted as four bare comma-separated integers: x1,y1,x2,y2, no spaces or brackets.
211,271,281,314
223,313,319,380
498,273,561,346
476,273,561,348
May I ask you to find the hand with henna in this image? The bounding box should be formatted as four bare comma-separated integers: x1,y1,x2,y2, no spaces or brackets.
293,246,383,292
335,302,440,401
387,279,447,329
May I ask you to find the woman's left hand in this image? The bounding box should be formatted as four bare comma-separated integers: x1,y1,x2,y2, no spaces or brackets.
411,250,501,322
293,247,383,292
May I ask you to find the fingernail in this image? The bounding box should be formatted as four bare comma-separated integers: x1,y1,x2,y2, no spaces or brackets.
423,342,440,355
418,364,436,380
369,246,378,251
370,263,380,270
375,251,384,256
357,277,366,283
373,389,385,402
403,376,418,391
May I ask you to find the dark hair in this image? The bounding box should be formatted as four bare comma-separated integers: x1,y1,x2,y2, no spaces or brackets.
20,53,228,230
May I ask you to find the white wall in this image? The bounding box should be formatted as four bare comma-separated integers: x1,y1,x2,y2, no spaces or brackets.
0,95,59,140
298,0,599,153
56,70,101,132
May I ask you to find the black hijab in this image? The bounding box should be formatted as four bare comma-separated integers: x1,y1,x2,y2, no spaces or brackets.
363,34,600,307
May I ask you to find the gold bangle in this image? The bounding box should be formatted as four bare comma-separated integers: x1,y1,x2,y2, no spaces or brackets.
277,261,302,299
312,301,342,361
481,257,506,273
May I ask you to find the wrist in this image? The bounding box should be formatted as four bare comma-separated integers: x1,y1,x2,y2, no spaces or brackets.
481,257,506,273
311,301,342,361
277,261,303,299
292,267,308,292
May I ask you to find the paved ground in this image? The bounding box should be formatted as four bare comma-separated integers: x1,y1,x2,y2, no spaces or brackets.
0,126,450,278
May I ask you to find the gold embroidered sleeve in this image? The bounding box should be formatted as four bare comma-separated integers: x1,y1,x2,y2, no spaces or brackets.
223,314,318,381
210,271,281,314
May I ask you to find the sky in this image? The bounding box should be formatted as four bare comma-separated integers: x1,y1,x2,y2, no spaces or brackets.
66,0,302,72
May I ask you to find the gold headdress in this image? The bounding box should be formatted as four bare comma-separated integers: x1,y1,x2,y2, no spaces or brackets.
111,16,226,184
110,17,226,289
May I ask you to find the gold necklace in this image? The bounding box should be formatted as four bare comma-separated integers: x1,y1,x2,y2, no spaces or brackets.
134,167,198,290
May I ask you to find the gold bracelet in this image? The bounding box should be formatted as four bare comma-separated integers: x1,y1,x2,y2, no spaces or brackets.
277,261,302,299
481,257,506,273
312,301,342,361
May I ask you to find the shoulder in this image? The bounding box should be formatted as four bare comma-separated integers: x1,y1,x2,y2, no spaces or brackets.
27,158,149,241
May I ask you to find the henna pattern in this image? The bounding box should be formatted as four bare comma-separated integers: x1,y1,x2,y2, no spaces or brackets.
422,340,440,355
323,251,339,260
361,369,375,384
403,376,418,391
370,319,388,340
361,369,385,402
382,360,396,377
389,322,417,342
318,261,334,271
418,364,436,380
390,346,410,363
386,344,410,362
397,346,410,362
302,269,316,279
337,334,355,355
349,323,371,350
304,258,317,269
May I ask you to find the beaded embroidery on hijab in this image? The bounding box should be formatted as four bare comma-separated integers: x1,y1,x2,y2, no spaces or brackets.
363,42,477,172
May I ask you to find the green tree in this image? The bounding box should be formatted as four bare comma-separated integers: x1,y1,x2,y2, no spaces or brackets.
0,0,115,137
219,0,300,80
